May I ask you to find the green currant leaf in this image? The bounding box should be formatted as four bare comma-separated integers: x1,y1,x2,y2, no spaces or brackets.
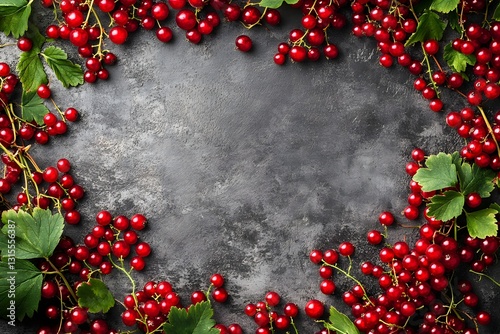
0,259,43,321
490,202,500,213
41,46,84,88
0,208,64,260
427,190,464,222
259,0,298,8
17,48,47,93
465,208,498,239
405,10,447,46
164,301,219,334
0,0,32,38
21,90,49,125
493,3,500,21
447,11,461,33
456,160,496,197
430,0,460,13
323,306,360,334
76,278,115,313
413,152,458,192
443,43,476,74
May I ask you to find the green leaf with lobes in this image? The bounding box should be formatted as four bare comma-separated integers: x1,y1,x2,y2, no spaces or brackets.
76,278,115,313
443,43,476,74
259,0,298,9
465,208,499,239
0,208,64,260
0,259,43,321
405,10,447,46
0,0,32,38
427,190,464,222
430,0,460,13
413,152,457,192
41,46,84,88
21,90,49,125
455,159,496,197
323,306,360,334
493,3,500,21
16,38,47,92
163,301,219,334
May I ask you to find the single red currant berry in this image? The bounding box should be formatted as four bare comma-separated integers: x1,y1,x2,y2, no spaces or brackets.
265,291,280,306
130,213,147,230
109,26,128,44
304,299,324,319
37,84,51,99
378,211,394,226
135,241,151,257
235,35,252,52
96,210,113,226
130,256,146,271
210,273,224,288
338,241,355,256
212,287,228,303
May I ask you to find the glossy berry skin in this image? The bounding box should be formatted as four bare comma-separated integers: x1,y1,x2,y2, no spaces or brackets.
37,84,51,99
338,242,355,256
210,273,224,287
265,291,280,306
212,287,228,303
304,299,324,319
109,26,128,44
378,211,394,226
235,35,252,52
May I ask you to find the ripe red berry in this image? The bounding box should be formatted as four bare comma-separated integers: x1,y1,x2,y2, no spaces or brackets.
235,35,252,52
304,299,324,319
210,273,224,288
378,211,394,226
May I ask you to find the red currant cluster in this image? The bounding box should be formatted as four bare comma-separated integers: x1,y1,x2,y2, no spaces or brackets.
37,234,119,334
0,62,18,113
0,61,79,148
243,291,300,333
273,0,347,64
0,156,85,221
306,157,496,333
35,211,150,333
93,210,150,270
120,273,240,333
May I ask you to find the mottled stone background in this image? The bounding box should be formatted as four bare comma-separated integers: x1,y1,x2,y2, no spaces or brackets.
1,5,499,333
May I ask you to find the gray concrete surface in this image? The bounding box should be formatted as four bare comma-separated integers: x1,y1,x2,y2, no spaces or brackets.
1,5,499,333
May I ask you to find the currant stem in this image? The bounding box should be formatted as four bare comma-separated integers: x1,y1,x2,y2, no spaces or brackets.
477,106,500,157
470,269,500,287
46,258,78,302
323,262,374,306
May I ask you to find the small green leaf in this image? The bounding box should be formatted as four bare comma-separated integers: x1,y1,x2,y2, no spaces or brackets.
164,301,219,334
0,259,43,321
413,152,458,192
427,190,464,221
323,306,360,334
457,161,496,198
21,90,49,125
259,0,297,8
430,0,460,13
17,49,47,92
0,0,31,38
493,3,500,21
76,278,115,313
443,43,476,73
406,10,447,46
490,202,500,213
41,46,84,88
447,11,461,33
0,208,64,260
466,208,498,239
